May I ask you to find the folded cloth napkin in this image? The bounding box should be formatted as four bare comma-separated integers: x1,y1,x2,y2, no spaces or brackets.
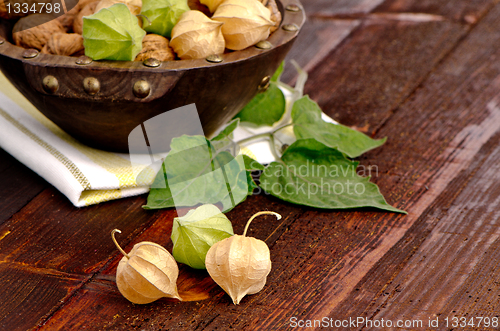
0,71,157,207
0,71,337,207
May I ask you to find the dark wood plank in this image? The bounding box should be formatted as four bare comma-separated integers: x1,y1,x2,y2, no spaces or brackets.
348,131,500,327
334,132,500,327
0,148,46,224
0,262,84,331
330,2,500,324
304,17,468,133
302,0,385,16
0,188,158,275
282,18,360,84
374,0,497,23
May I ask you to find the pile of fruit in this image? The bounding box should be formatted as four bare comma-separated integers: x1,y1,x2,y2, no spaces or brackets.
3,0,281,61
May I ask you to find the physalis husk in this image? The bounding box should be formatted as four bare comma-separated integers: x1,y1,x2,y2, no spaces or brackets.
112,229,182,304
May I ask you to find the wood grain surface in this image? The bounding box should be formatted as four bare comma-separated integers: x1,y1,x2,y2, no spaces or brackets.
2,0,500,330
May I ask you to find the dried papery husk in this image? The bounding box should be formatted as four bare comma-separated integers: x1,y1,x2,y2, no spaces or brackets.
95,0,142,15
73,1,99,34
135,34,175,61
170,10,224,59
257,0,268,6
112,229,182,304
44,32,85,56
266,0,280,33
212,0,273,51
12,14,66,50
205,211,281,304
187,0,210,16
198,0,223,13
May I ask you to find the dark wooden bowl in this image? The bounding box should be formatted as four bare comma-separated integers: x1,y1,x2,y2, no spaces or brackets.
0,0,304,152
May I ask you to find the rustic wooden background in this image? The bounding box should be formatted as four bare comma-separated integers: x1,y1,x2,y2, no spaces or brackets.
2,0,500,330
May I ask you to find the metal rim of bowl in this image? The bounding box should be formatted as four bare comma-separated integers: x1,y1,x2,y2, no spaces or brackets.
0,0,305,72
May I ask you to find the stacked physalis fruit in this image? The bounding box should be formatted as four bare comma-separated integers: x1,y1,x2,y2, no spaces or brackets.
9,0,282,61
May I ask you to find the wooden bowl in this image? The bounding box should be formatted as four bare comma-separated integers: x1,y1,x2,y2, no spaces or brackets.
0,0,305,152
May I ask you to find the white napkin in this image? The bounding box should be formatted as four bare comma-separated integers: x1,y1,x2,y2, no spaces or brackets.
0,72,153,206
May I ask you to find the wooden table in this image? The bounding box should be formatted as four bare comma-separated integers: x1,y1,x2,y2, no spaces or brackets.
2,0,500,330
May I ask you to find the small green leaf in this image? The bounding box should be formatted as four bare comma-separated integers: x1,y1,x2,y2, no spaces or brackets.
141,0,189,37
259,139,406,213
246,171,259,195
233,83,286,127
271,61,285,82
171,204,234,269
292,96,386,158
83,4,145,61
242,155,263,195
211,118,239,152
243,154,264,171
212,118,240,142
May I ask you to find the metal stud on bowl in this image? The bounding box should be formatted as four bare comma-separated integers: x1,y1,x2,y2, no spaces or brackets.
42,75,59,94
22,49,39,59
76,56,93,65
206,54,223,63
83,77,100,95
133,80,151,98
285,4,301,12
255,41,273,50
258,76,271,92
282,24,299,32
143,58,161,68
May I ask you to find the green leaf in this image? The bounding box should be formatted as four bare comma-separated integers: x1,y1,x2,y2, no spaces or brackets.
211,118,239,152
83,4,145,61
271,61,284,82
259,139,406,213
242,154,264,195
233,83,286,127
246,171,259,195
243,154,264,171
292,96,386,158
171,204,234,269
212,118,239,142
144,135,249,212
141,0,189,38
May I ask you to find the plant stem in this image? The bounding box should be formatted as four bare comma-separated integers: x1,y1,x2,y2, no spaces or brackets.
243,211,282,237
111,229,130,259
234,123,293,146
234,132,272,146
268,134,281,161
234,123,294,161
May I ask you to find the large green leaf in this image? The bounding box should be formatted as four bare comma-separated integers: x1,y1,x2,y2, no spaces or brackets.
233,83,286,127
144,135,250,212
292,96,386,158
171,204,234,269
259,139,406,213
83,4,145,61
